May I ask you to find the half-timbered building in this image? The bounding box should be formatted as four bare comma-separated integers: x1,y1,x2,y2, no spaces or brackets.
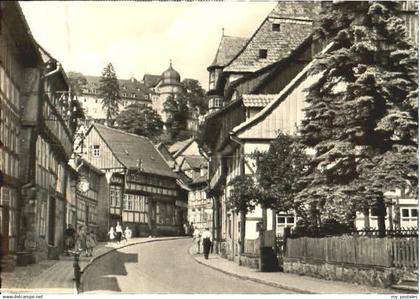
0,2,44,269
0,2,84,267
81,123,183,237
203,1,419,264
202,1,322,262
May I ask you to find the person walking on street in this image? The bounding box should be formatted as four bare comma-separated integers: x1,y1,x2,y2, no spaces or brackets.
64,224,76,255
86,230,97,257
192,226,201,254
201,227,212,259
124,226,132,242
75,225,87,256
189,222,195,237
107,226,116,243
116,221,123,243
183,222,189,236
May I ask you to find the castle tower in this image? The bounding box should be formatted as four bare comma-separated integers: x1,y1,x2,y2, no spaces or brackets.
153,61,183,123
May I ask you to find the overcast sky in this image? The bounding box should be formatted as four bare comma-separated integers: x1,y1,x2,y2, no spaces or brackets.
20,1,276,90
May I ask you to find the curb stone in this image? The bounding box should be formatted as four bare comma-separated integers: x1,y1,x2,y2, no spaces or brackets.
187,246,312,294
78,236,187,293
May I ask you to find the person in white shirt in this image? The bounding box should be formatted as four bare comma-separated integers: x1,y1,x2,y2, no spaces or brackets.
201,227,212,259
192,227,201,254
124,226,132,242
115,222,123,243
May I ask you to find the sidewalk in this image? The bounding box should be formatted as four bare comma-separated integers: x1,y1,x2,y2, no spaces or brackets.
189,247,394,294
1,236,184,294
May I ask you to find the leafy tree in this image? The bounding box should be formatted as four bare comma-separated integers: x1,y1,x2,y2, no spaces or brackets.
181,79,208,115
227,174,259,253
67,71,87,96
163,94,189,141
99,63,121,126
254,133,312,213
163,79,207,143
116,104,163,141
299,2,418,228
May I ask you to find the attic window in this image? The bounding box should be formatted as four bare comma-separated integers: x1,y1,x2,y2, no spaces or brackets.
259,49,268,59
272,23,280,31
93,145,100,157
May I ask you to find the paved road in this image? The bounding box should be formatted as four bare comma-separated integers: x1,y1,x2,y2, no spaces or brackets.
81,238,293,294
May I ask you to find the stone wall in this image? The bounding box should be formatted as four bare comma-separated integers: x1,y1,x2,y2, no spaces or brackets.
284,258,412,288
239,254,259,269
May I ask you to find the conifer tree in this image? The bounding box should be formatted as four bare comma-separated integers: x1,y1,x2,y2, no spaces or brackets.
99,63,121,126
298,1,418,227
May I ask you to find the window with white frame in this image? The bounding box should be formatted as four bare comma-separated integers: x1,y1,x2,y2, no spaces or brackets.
93,145,100,157
401,208,418,221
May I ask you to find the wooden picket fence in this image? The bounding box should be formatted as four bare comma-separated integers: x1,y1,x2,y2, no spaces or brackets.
285,236,418,269
392,238,418,268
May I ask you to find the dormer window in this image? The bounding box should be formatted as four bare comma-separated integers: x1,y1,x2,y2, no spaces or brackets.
272,23,280,31
259,49,268,59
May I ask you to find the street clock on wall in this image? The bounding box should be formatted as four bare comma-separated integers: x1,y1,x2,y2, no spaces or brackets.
77,176,90,193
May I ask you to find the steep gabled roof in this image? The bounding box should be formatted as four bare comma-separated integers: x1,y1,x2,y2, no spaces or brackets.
208,35,249,70
223,2,320,73
190,174,207,186
82,75,151,102
156,143,176,169
92,123,178,178
231,42,334,137
143,74,161,88
182,155,207,170
169,138,195,156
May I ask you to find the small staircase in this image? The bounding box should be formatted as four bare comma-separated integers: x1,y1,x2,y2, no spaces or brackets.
391,270,418,293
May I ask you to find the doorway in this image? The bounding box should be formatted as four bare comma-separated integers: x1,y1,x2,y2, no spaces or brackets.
48,197,56,246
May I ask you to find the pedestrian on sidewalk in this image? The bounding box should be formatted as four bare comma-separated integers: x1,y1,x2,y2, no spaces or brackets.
183,222,189,236
64,224,75,255
124,226,132,242
193,226,201,254
201,227,212,260
115,221,123,243
86,230,97,257
75,225,87,256
189,222,195,237
107,226,116,243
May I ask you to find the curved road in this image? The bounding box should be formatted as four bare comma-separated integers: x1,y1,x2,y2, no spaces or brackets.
81,238,293,294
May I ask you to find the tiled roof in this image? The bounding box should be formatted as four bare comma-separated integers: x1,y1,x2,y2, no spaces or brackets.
177,171,193,185
82,75,151,102
183,155,207,170
142,74,161,88
224,2,320,73
231,42,334,137
169,138,194,155
208,35,249,69
190,174,207,185
93,123,178,178
269,1,321,20
242,94,276,108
